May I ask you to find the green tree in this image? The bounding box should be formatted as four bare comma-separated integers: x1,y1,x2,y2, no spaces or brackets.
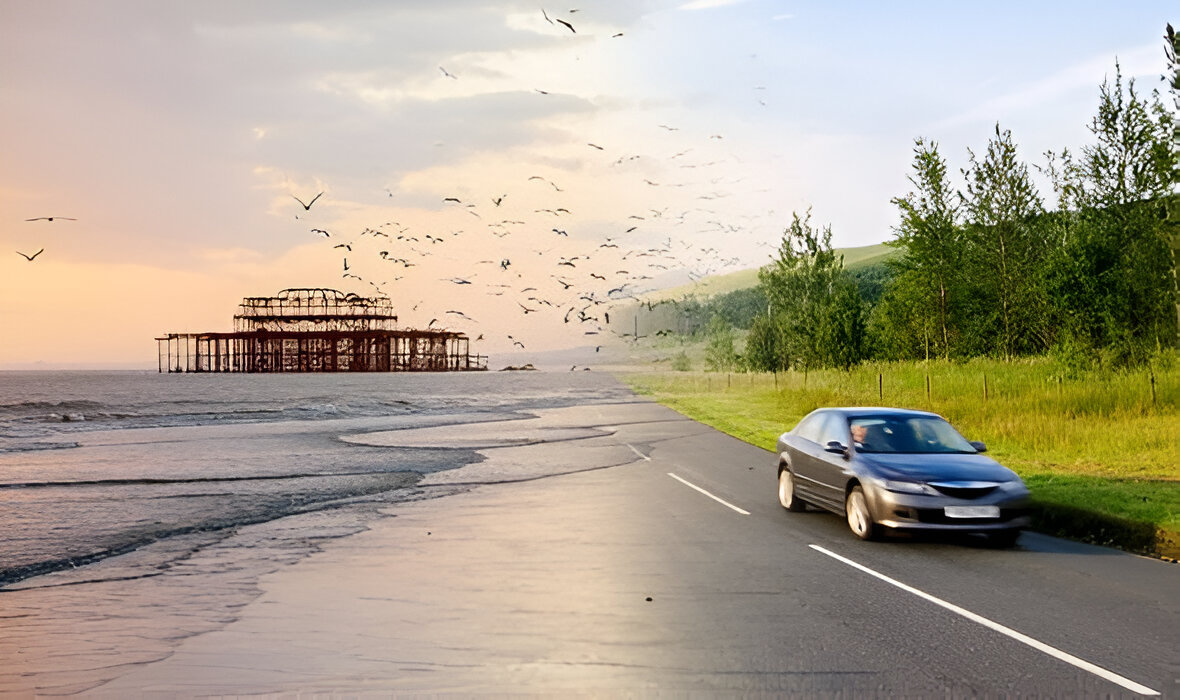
758,210,843,370
744,313,783,372
704,314,739,371
1067,62,1177,359
961,124,1048,358
890,138,962,359
818,277,866,369
868,268,937,361
758,209,867,369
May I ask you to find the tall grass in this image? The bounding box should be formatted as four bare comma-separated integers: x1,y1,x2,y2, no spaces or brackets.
622,357,1180,555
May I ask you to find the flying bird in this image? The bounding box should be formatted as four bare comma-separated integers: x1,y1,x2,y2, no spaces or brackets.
16,248,44,261
556,17,575,33
292,192,323,210
439,66,457,79
25,217,75,222
587,143,604,150
311,228,331,237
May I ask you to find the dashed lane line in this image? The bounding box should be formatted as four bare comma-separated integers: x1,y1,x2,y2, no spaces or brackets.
667,472,750,515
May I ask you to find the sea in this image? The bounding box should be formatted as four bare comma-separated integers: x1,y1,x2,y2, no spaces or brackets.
0,369,636,587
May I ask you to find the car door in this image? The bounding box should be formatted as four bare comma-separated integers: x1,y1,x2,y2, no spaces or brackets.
808,412,852,510
788,411,833,506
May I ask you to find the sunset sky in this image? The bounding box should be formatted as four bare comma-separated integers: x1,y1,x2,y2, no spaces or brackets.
1,1,1173,368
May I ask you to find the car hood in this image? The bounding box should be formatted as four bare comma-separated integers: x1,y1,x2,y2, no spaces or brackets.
857,452,1019,483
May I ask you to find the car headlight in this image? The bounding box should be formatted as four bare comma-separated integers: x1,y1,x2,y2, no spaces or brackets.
997,479,1029,494
883,480,939,496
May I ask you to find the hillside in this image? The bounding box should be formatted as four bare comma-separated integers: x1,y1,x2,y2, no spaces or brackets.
646,242,896,302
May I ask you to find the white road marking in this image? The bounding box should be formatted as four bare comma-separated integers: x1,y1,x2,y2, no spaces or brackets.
808,544,1160,696
627,444,651,461
667,473,750,515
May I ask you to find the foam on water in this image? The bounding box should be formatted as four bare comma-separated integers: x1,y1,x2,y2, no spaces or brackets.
0,370,639,585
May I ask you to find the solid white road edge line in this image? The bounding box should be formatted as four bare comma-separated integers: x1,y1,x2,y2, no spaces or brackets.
627,444,651,461
808,544,1160,696
667,473,750,515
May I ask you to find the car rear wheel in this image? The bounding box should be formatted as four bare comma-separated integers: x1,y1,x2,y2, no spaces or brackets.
778,468,806,512
845,485,879,540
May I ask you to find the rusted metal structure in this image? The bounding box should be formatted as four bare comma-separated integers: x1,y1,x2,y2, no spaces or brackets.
157,288,486,373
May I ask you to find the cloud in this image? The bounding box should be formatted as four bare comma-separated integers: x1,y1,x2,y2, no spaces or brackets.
678,0,751,9
927,43,1161,132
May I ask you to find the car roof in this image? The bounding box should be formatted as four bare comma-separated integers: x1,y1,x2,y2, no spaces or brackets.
814,407,942,419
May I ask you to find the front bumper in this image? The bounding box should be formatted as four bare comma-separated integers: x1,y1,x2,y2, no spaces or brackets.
868,485,1030,532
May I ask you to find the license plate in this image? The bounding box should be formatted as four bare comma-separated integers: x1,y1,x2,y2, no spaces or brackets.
945,505,1000,518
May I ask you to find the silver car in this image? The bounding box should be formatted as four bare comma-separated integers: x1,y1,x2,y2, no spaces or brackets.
776,407,1030,546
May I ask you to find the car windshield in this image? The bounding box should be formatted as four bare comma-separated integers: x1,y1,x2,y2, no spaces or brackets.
849,416,976,454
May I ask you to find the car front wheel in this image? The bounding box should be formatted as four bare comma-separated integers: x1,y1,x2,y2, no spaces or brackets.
845,485,879,540
778,468,806,512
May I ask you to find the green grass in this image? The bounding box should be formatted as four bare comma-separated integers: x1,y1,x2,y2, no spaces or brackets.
620,358,1180,558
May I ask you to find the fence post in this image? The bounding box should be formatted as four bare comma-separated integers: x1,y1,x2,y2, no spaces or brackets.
926,374,931,403
983,374,988,401
878,372,883,402
1151,368,1157,405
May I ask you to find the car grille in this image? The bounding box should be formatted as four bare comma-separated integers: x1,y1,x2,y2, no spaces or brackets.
929,483,998,499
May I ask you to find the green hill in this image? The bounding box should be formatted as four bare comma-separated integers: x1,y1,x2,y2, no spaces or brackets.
648,242,896,301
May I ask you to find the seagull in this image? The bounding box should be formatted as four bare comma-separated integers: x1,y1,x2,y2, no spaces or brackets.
492,194,506,206
587,143,604,150
25,217,75,222
16,248,44,261
292,192,323,210
334,243,352,251
311,228,331,237
439,66,457,79
443,277,474,284
556,17,575,33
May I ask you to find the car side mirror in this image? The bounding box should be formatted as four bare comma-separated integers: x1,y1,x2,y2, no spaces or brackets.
970,440,987,453
825,441,849,457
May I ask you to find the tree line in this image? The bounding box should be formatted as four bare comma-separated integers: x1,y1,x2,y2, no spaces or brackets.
706,43,1179,373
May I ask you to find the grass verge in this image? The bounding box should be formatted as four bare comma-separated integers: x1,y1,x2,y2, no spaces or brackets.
620,359,1180,560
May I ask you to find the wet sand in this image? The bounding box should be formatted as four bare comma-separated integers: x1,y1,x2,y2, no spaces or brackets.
2,401,694,695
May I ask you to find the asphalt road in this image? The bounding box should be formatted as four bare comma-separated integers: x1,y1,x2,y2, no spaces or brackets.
69,400,1180,695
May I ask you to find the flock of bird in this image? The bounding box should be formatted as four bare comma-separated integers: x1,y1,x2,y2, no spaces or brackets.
283,7,764,356
14,216,75,262
13,8,773,363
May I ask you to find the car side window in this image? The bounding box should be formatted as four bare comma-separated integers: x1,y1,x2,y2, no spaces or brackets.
817,413,849,447
794,412,824,444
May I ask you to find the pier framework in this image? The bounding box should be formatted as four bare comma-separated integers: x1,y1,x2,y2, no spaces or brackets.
157,288,486,373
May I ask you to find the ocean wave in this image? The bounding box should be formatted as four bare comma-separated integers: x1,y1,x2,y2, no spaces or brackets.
0,440,81,454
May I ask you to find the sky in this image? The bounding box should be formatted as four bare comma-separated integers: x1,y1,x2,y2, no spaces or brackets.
0,1,1174,368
